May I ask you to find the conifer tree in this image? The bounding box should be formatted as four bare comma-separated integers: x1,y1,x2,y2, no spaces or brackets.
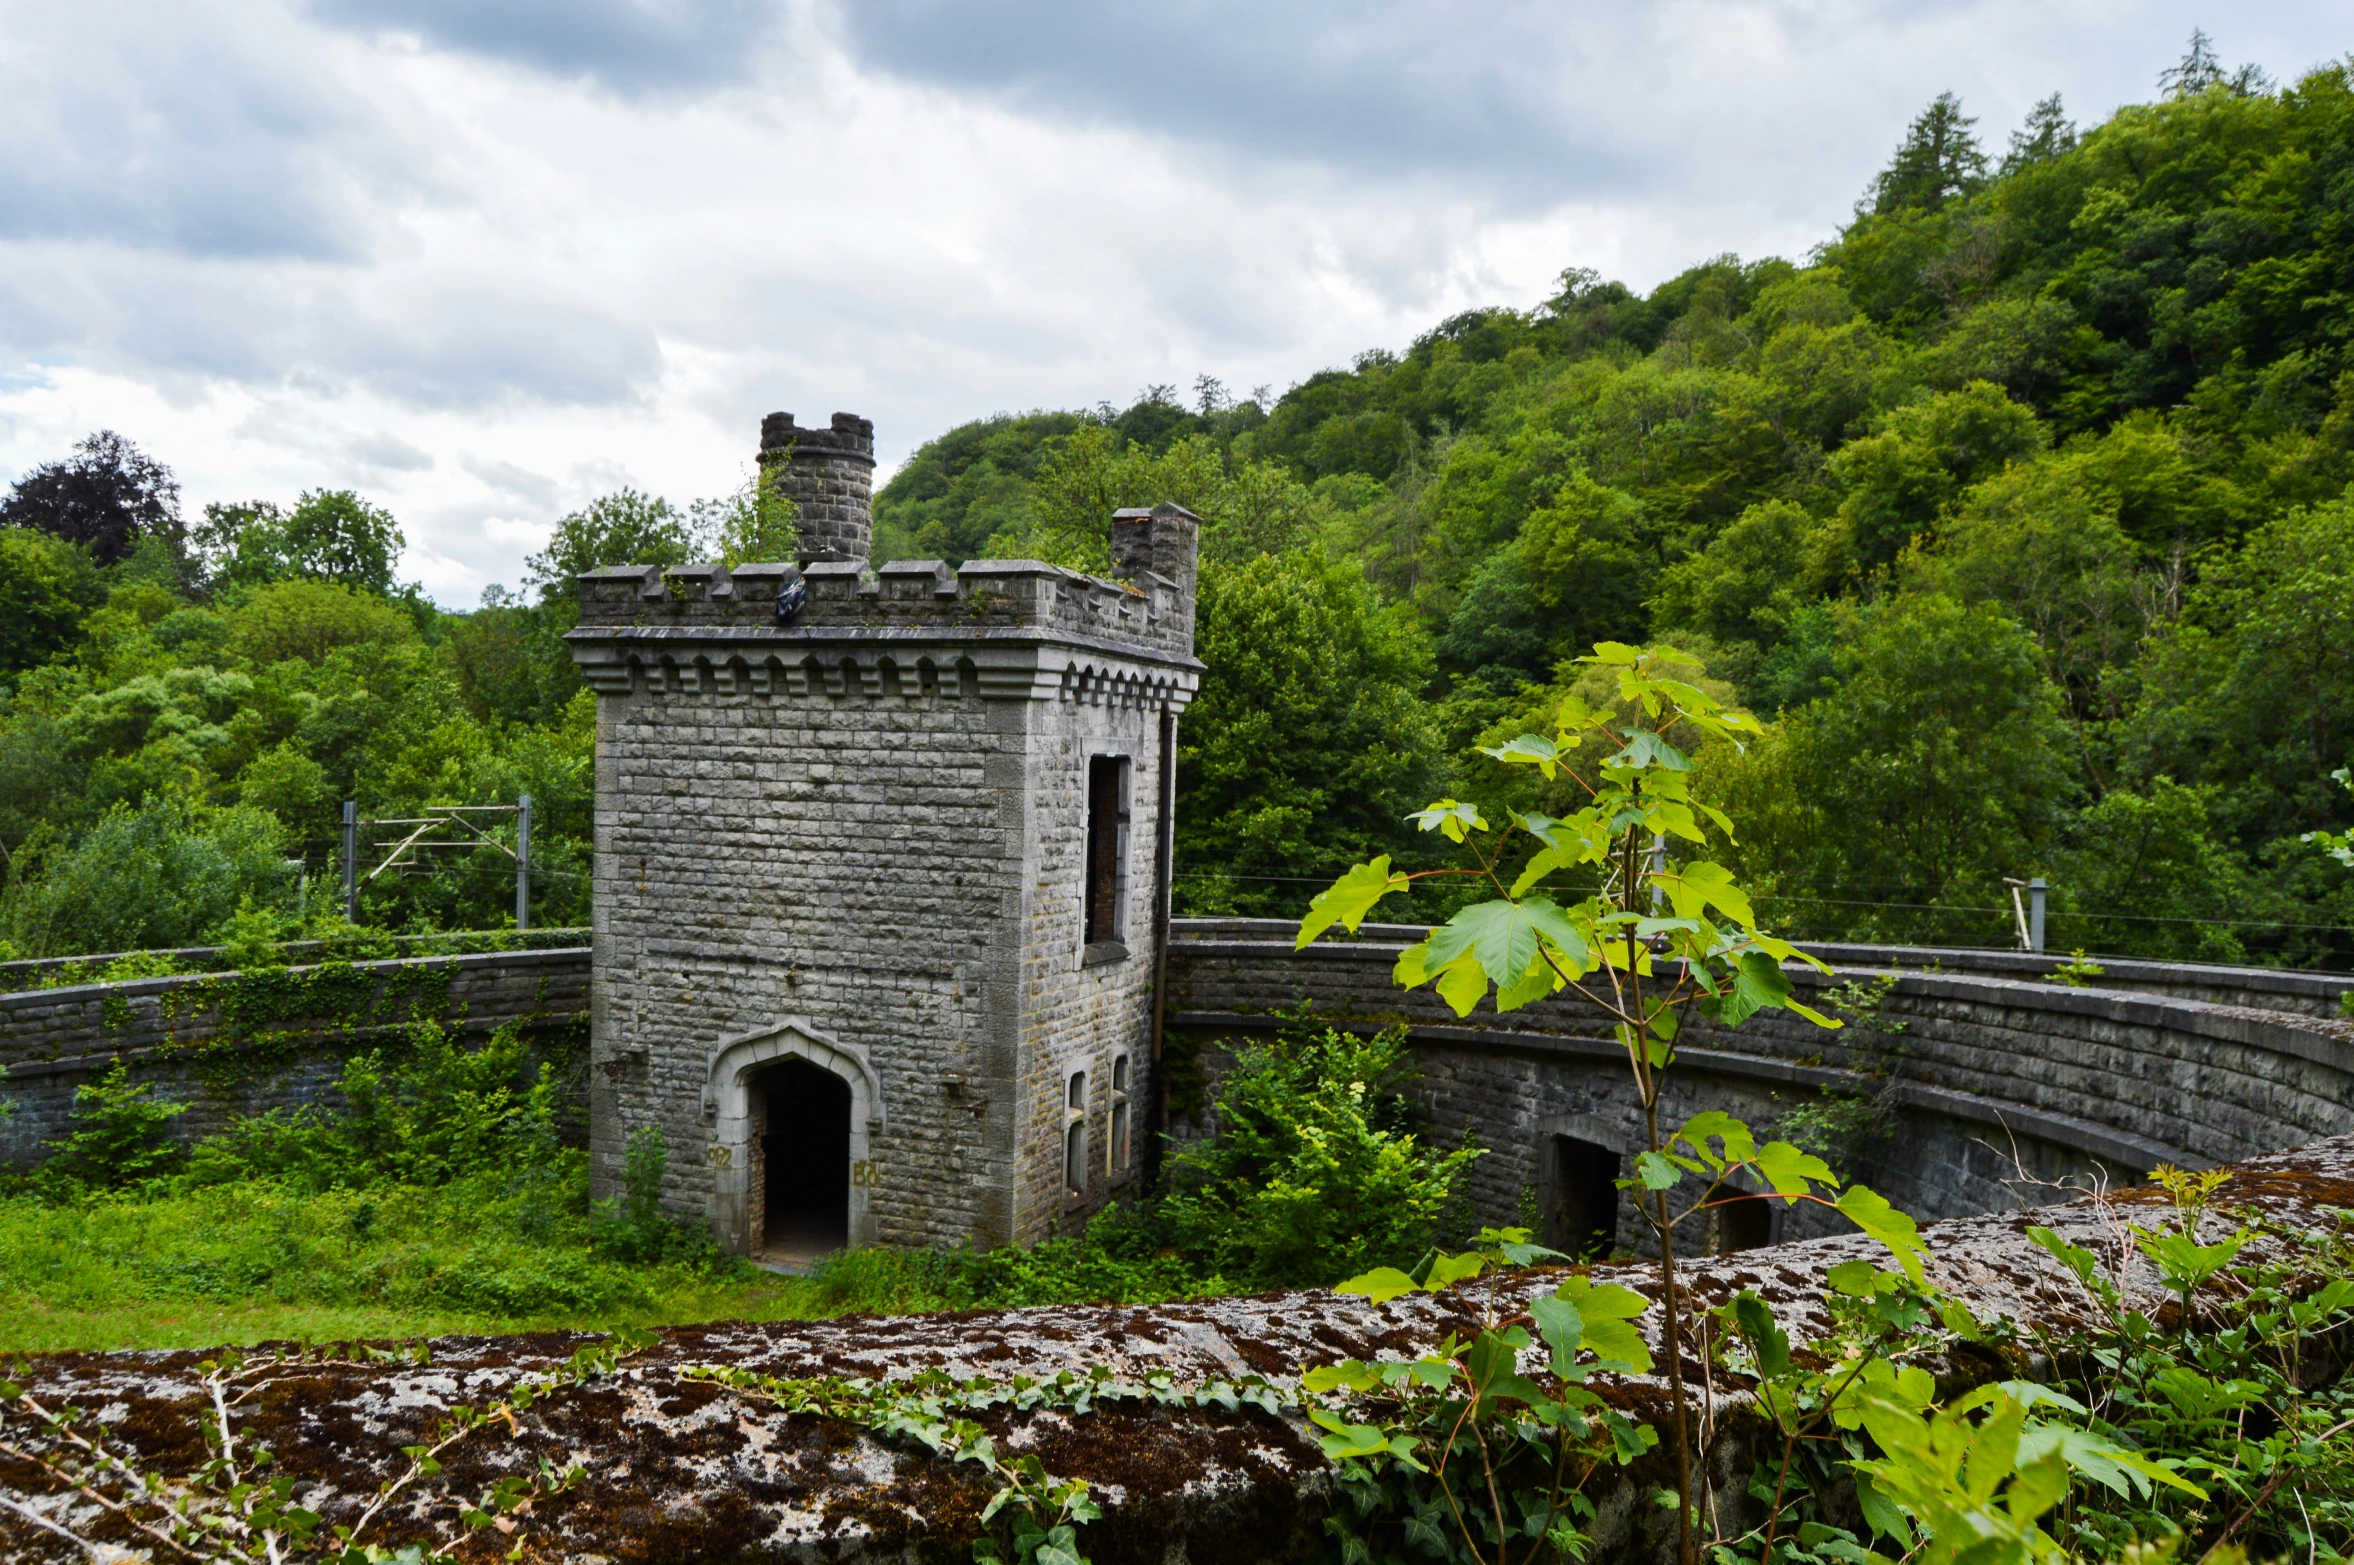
1868,91,1988,216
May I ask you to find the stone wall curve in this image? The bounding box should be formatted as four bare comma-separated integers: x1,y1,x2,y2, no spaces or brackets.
0,947,591,1165
1162,919,2354,1232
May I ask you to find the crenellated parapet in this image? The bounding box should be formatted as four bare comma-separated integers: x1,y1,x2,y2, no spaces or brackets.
568,554,1199,706
574,556,1191,654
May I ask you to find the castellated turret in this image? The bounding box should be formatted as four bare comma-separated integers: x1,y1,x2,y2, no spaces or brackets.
759,411,874,561
569,411,1202,1259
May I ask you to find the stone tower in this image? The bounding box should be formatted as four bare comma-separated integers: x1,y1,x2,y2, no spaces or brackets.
759,411,875,561
568,416,1201,1257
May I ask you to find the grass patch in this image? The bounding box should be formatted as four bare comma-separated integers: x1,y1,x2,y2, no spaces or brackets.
2,1018,1467,1353
0,1161,808,1353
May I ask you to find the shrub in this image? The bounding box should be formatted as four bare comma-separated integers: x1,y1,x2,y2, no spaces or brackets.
590,1124,735,1271
223,578,415,665
1159,1023,1480,1290
0,794,292,957
38,1057,188,1194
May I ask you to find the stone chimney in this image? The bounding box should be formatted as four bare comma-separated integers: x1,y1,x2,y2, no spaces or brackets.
1110,502,1203,641
758,411,875,562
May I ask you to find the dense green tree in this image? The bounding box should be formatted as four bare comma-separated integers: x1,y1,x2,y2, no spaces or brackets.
522,489,699,606
0,528,104,674
0,792,290,957
2124,488,2354,847
1867,92,1989,216
198,490,406,597
1715,594,2076,941
1177,551,1440,915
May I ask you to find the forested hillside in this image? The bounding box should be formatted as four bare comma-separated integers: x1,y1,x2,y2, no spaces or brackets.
879,49,2354,963
0,44,2347,965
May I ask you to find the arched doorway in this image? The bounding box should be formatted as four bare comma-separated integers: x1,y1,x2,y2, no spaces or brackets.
1543,1133,1622,1259
751,1058,851,1259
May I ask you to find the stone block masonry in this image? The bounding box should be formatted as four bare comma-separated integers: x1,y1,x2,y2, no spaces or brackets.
0,947,589,1165
570,420,1201,1256
1162,919,2354,1249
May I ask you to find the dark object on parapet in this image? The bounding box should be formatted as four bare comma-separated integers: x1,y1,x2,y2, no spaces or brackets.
759,411,875,563
772,563,808,623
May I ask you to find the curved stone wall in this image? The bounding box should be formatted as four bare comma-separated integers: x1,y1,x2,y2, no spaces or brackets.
6,923,2347,1236
1162,919,2354,1237
0,947,590,1166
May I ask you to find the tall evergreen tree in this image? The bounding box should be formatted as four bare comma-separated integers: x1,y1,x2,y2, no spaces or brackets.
2001,93,2077,172
1868,92,1988,216
2159,30,2225,98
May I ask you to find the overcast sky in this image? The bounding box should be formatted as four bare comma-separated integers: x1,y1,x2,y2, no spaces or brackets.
0,2,2343,604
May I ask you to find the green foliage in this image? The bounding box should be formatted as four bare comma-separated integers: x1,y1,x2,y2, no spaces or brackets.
1177,550,1441,915
1159,1025,1479,1290
223,578,418,666
37,1056,190,1193
521,488,699,606
181,1022,561,1193
1309,1231,1658,1565
0,794,293,957
198,489,406,597
850,59,2354,964
590,1123,720,1265
1715,595,2076,942
0,526,104,674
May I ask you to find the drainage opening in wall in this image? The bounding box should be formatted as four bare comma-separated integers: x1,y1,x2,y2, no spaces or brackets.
751,1058,851,1260
1543,1134,1621,1259
1716,1189,1774,1253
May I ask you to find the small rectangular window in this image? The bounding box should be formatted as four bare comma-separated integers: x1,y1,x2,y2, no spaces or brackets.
1064,1070,1088,1196
1108,1054,1131,1174
1083,755,1131,956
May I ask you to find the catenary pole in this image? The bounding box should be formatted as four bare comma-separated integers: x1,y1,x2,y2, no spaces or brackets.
342,800,358,922
516,794,532,931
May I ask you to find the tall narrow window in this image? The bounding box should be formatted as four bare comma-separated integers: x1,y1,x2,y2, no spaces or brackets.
1064,1070,1088,1197
1083,755,1131,958
1108,1054,1131,1174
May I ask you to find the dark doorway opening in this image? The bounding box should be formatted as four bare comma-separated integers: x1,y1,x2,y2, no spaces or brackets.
1543,1135,1621,1259
756,1059,850,1260
1717,1190,1774,1253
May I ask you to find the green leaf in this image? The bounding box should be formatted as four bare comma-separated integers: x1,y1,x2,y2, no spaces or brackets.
1825,1259,1880,1297
1673,1110,1756,1169
1310,1409,1394,1461
1507,846,1571,899
1727,1292,1791,1379
1711,950,1792,1027
2025,1224,2100,1289
1853,1472,1913,1547
1482,734,1561,778
1297,857,1409,949
1563,1280,1650,1322
1529,1292,1584,1376
1835,1184,1929,1285
1494,952,1563,1012
1589,1323,1660,1377
1423,1251,1487,1290
1608,730,1693,772
1335,1267,1419,1305
1755,1140,1838,1198
1423,897,1592,1006
1433,953,1489,1017
1633,1151,1683,1191
1408,798,1488,843
1660,860,1753,927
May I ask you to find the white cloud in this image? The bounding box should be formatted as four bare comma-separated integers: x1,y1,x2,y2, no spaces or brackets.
0,0,2344,604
